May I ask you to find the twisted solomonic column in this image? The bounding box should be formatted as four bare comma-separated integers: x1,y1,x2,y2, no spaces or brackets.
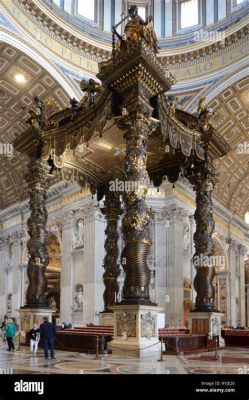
119,113,154,305
101,190,122,311
188,162,216,311
25,160,49,307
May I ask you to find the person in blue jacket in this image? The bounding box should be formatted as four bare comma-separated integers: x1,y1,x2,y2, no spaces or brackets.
4,319,16,351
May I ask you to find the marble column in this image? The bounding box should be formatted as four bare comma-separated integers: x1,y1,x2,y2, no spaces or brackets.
82,201,105,325
154,210,167,310
19,264,28,308
101,190,122,311
228,240,238,327
11,235,23,318
239,245,247,326
0,240,7,317
246,284,249,327
60,210,74,324
161,205,187,326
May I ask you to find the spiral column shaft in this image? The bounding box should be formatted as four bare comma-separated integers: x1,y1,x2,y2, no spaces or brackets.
25,160,49,307
120,114,153,304
101,190,122,311
189,163,216,311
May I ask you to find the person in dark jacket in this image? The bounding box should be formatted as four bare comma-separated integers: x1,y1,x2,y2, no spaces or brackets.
40,317,56,359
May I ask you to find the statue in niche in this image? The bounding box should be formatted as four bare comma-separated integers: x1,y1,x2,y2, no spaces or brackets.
72,219,84,250
183,223,190,252
7,294,12,314
72,284,83,312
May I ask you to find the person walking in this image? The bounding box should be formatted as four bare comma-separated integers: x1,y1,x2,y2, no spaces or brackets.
29,324,40,355
40,317,56,359
4,319,16,351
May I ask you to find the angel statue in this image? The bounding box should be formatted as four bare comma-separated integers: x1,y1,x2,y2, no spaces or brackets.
112,5,158,55
80,78,103,106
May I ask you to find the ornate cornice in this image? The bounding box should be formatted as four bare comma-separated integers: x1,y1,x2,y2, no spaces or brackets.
17,0,111,60
160,204,188,224
12,0,249,70
161,26,249,66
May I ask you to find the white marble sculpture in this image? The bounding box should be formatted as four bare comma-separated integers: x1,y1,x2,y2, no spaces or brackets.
72,219,84,249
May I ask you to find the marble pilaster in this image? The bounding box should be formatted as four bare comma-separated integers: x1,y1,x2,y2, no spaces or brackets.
60,210,74,324
160,204,188,326
228,240,239,327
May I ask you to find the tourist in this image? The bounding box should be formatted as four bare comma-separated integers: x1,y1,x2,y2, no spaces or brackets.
4,318,16,351
40,317,56,359
29,324,40,355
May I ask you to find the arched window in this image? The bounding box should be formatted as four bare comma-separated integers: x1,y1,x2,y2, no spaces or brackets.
64,0,72,13
137,6,146,20
180,0,199,29
77,0,95,21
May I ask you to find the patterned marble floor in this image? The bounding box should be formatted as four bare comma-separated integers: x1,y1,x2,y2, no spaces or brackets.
0,337,185,374
180,348,249,374
0,337,249,375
